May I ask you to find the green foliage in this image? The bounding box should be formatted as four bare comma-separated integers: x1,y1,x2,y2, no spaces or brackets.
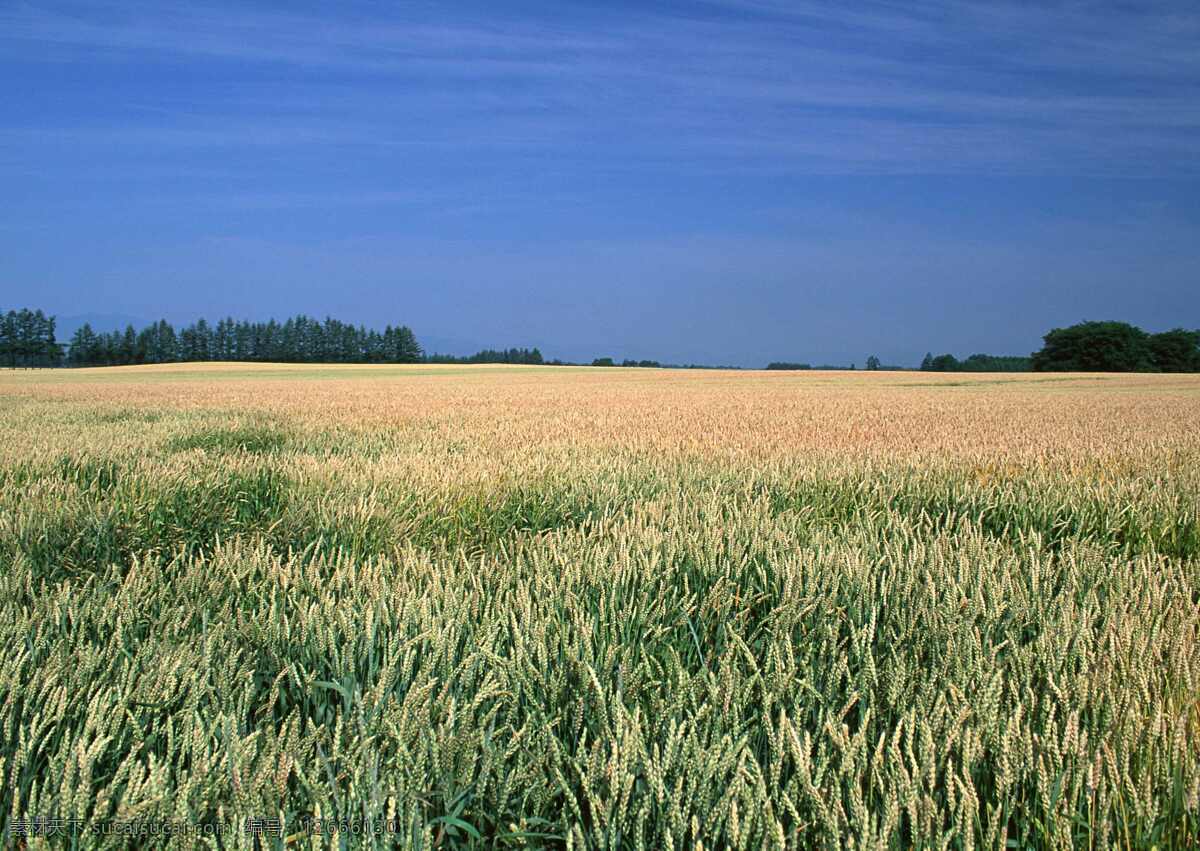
1032,321,1155,372
958,353,1032,371
766,362,811,370
916,322,1195,375
1148,328,1200,373
921,353,1033,373
67,314,424,366
925,353,960,371
426,347,544,365
0,308,62,367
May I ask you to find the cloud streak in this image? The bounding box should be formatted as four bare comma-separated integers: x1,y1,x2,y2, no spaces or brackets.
2,0,1198,181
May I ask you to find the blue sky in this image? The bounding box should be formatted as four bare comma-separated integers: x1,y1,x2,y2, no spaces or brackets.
2,0,1198,365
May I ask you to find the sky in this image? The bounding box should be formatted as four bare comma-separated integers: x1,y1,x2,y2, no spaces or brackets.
2,0,1199,366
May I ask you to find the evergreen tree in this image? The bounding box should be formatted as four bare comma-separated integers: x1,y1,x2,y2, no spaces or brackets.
194,318,212,361
391,326,422,363
1,309,61,366
66,324,89,365
0,311,17,367
119,325,139,364
234,320,252,361
40,311,62,365
8,308,430,367
154,320,178,363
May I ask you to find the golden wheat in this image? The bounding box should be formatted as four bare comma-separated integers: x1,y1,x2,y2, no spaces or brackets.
1,363,1198,848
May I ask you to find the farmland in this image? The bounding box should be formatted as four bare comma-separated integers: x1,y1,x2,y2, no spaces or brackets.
1,363,1198,848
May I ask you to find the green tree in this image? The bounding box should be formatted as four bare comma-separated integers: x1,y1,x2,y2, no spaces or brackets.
866,355,881,371
14,310,36,366
213,317,235,360
119,325,139,364
66,324,92,365
927,354,959,371
383,325,422,363
1031,321,1154,372
1147,328,1200,373
153,320,178,363
38,311,61,366
1,309,60,367
16,310,430,367
958,354,1032,372
194,318,212,361
0,311,15,367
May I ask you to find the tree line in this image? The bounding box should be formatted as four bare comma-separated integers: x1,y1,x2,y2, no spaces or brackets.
589,358,663,367
7,307,1197,373
5,308,551,369
62,315,422,366
1030,321,1199,372
0,309,62,367
426,347,545,365
920,353,1032,372
918,322,1199,373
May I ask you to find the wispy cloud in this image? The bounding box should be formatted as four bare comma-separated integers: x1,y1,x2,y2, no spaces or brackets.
2,0,1198,184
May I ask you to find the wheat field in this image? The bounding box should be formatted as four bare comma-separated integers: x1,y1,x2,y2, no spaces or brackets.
1,363,1198,849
